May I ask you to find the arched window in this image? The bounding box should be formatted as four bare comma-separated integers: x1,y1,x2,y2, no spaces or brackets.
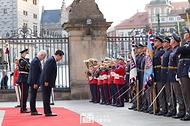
155,8,160,14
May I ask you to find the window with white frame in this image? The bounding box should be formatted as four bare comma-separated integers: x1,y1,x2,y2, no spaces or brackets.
169,17,173,21
161,17,165,21
33,0,37,5
33,14,37,19
155,8,160,15
3,9,8,14
23,22,28,27
23,10,28,16
177,17,181,20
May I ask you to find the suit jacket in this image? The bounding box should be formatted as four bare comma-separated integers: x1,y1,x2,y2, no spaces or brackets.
27,57,42,86
1,75,8,87
40,56,57,88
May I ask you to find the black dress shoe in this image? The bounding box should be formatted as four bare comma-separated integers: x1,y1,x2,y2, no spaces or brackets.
50,103,55,105
180,114,190,121
156,111,167,116
116,105,124,107
45,113,57,116
99,102,105,105
128,105,136,110
149,110,154,114
15,105,21,108
93,101,99,103
89,100,94,102
164,112,174,117
172,113,185,119
21,110,30,113
31,112,42,115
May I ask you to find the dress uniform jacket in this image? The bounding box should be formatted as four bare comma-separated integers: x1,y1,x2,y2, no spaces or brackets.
125,63,130,84
161,47,172,82
168,45,179,82
153,46,165,82
176,41,190,77
114,64,125,84
137,53,145,84
17,57,30,83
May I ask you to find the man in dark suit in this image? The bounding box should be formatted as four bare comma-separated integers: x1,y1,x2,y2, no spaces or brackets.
17,48,30,113
40,50,64,116
27,50,47,115
0,71,8,89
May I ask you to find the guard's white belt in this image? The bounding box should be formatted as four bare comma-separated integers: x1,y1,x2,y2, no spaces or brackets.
19,71,29,74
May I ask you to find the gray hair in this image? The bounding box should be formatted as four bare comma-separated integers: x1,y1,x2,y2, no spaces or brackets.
37,50,47,56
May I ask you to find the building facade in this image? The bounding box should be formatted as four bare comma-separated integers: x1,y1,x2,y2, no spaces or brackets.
110,0,189,37
0,0,40,37
40,0,68,38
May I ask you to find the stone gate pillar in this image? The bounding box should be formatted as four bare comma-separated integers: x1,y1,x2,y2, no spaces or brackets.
63,0,112,99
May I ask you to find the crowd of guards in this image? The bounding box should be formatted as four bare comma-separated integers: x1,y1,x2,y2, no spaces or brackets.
85,26,190,121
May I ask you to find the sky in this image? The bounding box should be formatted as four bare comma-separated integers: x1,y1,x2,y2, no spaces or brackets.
40,0,187,26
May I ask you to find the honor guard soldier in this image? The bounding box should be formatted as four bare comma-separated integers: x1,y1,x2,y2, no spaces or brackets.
114,56,126,107
17,48,30,113
169,34,185,119
160,37,172,116
153,36,165,115
176,27,190,121
139,43,149,112
124,58,130,102
136,43,145,110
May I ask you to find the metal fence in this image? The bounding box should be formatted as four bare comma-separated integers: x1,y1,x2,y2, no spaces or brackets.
0,26,70,89
107,36,148,60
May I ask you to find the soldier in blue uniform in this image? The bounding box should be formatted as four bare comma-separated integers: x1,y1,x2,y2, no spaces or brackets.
176,27,190,121
168,34,185,119
153,36,166,115
124,58,130,102
128,44,139,110
136,43,145,110
139,43,149,112
17,48,30,113
160,37,173,116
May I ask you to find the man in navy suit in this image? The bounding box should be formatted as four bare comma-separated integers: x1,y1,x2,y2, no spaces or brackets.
0,71,8,89
27,50,47,115
40,50,64,116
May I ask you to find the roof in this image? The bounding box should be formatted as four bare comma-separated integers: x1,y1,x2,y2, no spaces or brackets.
171,1,188,9
169,9,186,16
41,10,61,24
115,12,148,29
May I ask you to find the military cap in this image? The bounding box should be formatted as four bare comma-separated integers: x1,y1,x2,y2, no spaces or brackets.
20,48,28,54
134,44,138,48
155,36,163,43
137,43,144,48
184,26,190,34
163,36,171,43
172,33,180,43
143,42,147,47
118,56,125,61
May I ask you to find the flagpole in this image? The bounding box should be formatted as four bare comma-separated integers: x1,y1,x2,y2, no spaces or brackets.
186,12,190,28
177,21,182,46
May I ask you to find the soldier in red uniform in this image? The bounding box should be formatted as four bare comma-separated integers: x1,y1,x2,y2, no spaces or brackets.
114,56,126,107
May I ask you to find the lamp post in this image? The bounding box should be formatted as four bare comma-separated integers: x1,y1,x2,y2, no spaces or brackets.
86,18,92,35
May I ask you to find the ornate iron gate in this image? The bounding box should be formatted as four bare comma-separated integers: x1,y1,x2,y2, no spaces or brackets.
0,26,70,89
107,36,148,60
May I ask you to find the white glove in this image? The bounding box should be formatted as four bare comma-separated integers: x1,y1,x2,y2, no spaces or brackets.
188,72,190,78
175,74,180,81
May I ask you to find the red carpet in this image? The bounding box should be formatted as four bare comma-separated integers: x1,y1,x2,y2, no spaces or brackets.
0,107,102,126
